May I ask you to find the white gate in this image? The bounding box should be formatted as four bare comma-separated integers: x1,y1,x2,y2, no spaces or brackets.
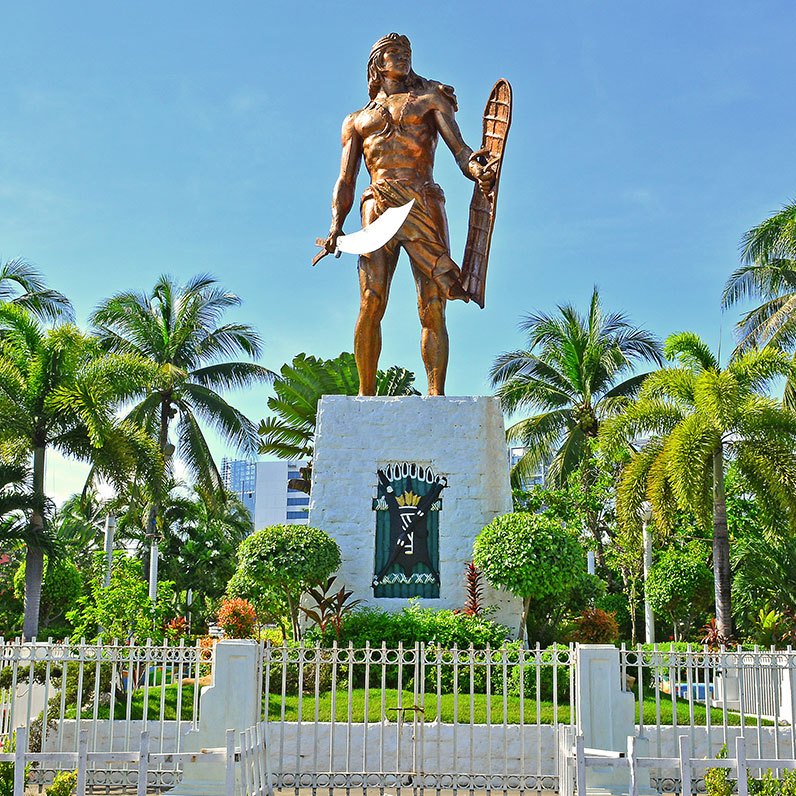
259,641,576,793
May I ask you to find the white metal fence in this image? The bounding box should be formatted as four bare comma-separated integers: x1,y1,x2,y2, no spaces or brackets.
563,733,796,796
619,645,796,792
4,639,796,795
0,637,210,790
259,641,576,793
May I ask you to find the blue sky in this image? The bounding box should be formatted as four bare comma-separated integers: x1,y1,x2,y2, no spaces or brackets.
3,2,796,501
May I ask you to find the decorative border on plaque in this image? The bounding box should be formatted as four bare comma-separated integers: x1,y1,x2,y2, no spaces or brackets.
372,463,446,598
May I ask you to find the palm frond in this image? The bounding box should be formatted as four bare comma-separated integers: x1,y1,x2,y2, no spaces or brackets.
664,332,719,372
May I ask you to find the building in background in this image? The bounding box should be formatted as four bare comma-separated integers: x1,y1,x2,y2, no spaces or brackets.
508,446,546,488
221,458,309,530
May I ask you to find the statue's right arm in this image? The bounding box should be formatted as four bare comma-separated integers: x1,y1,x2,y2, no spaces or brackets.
325,114,362,252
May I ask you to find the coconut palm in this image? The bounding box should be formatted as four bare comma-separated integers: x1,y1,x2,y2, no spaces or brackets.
0,258,73,321
259,351,419,493
722,201,796,355
602,332,796,640
0,304,159,638
490,288,662,486
90,274,272,590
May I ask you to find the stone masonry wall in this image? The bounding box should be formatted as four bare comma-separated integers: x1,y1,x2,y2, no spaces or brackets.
308,395,520,630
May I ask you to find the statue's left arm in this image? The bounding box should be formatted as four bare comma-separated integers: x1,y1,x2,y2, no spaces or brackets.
431,85,494,195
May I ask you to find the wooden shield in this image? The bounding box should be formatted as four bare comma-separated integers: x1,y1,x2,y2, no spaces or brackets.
460,79,513,309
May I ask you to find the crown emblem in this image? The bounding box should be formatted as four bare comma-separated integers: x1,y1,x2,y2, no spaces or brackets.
396,490,421,507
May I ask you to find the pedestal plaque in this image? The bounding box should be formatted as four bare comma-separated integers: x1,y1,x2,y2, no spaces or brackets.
309,395,519,627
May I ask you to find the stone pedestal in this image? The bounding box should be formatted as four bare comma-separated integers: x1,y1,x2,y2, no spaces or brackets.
309,395,519,628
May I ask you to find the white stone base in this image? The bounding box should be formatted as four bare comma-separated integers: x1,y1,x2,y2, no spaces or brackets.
309,395,520,630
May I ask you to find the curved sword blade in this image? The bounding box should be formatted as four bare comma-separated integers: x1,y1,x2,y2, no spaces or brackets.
336,199,415,255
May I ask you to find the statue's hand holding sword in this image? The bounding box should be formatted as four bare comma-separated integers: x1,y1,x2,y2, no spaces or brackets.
312,199,416,266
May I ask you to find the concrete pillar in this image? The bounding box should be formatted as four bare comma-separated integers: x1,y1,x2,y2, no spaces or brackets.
168,640,259,796
575,644,649,794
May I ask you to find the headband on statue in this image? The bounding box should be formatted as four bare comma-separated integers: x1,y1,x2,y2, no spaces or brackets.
369,33,411,60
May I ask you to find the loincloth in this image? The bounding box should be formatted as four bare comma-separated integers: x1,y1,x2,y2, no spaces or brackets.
360,179,461,285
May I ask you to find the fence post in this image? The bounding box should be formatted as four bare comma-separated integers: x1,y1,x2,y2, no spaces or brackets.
627,735,639,796
225,728,236,796
169,640,259,796
574,644,638,792
137,730,150,796
735,735,748,796
679,734,691,796
575,734,586,796
76,729,89,796
13,725,27,796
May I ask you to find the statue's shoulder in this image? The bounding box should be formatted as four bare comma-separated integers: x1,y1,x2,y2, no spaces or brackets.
341,108,364,136
423,80,458,113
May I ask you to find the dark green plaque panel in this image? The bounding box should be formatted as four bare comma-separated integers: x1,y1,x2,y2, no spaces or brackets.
372,463,444,598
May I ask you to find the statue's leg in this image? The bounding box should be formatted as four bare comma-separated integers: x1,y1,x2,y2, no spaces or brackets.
412,261,448,396
355,243,399,396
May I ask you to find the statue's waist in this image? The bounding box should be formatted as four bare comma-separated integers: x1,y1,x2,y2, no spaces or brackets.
362,179,445,205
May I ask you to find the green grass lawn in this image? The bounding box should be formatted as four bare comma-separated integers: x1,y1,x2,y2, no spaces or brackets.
67,683,772,727
66,682,198,721
265,689,769,726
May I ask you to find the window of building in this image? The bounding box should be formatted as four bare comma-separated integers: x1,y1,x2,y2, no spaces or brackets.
287,511,307,520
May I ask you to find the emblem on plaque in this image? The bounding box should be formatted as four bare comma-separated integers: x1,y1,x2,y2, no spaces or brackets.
372,463,447,598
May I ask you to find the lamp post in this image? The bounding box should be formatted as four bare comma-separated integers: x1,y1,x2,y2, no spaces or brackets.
103,515,116,587
640,501,655,643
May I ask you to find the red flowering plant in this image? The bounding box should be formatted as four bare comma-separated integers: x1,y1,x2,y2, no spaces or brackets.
165,616,190,641
216,598,258,639
570,608,620,644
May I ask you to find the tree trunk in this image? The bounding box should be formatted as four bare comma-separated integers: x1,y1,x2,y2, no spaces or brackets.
713,446,733,640
520,596,531,643
148,397,171,603
23,445,47,640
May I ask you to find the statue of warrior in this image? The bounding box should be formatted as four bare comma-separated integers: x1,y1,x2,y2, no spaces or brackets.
319,33,495,397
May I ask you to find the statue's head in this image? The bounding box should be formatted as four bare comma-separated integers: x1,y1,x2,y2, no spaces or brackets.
367,33,422,99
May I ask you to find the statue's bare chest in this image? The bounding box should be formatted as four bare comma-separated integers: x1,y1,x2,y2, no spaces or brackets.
356,93,436,140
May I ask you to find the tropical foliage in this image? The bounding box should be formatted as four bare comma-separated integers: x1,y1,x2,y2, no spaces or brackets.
602,332,796,639
228,524,341,640
259,351,418,492
722,201,796,356
490,288,662,487
474,512,602,645
0,258,72,322
90,274,272,594
0,303,159,638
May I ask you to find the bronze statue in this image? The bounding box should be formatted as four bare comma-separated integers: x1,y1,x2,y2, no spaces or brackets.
317,33,505,397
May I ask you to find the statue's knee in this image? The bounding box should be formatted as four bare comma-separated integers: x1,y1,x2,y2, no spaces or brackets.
418,297,445,328
361,288,387,320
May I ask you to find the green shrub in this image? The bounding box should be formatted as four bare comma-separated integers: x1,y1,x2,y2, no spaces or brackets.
46,770,77,796
14,557,82,629
304,601,510,649
474,512,602,645
595,592,633,640
229,524,340,640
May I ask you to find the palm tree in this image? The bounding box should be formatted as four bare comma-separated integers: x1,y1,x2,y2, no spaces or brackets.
602,332,796,640
0,304,159,638
489,289,662,562
491,289,663,486
259,351,419,493
722,201,796,356
0,258,73,321
90,274,273,593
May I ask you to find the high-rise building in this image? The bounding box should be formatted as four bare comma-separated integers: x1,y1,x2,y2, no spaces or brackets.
221,458,310,530
508,446,546,488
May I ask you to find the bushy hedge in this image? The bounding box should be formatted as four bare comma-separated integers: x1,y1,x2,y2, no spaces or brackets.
304,601,511,649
